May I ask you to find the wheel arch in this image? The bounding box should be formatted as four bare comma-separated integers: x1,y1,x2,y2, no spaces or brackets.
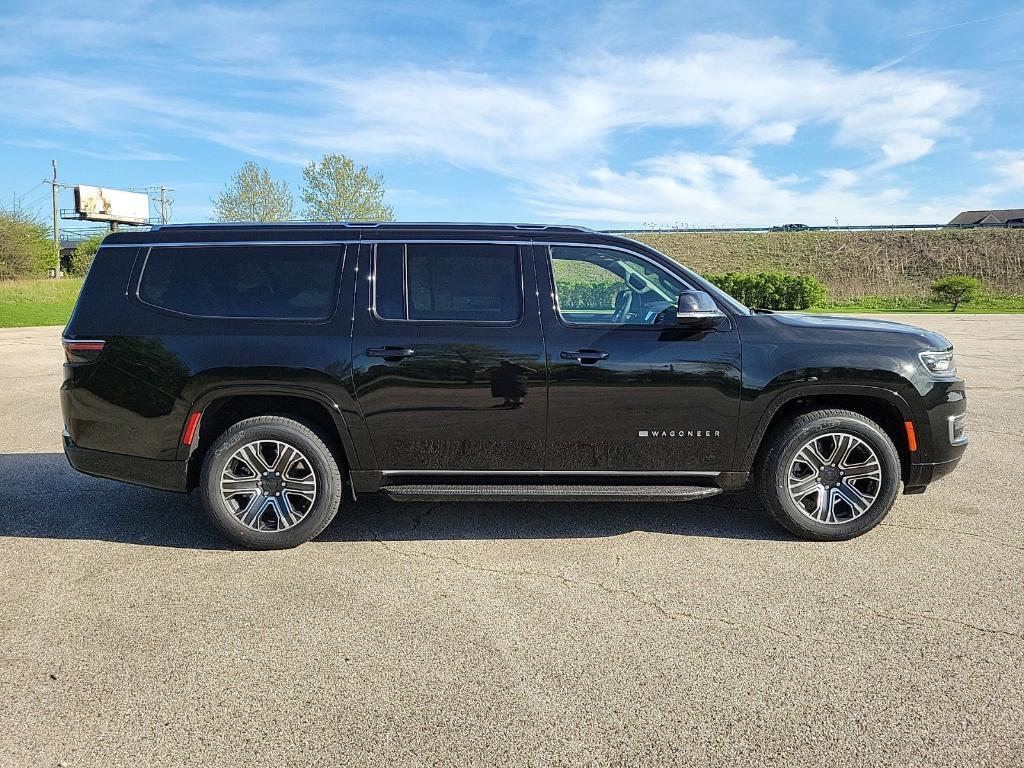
741,385,915,482
181,385,359,491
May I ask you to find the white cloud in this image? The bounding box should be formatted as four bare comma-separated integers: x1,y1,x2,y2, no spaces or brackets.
956,150,1024,208
523,152,959,227
307,36,976,174
747,122,798,145
0,5,988,225
0,33,977,172
975,150,1024,187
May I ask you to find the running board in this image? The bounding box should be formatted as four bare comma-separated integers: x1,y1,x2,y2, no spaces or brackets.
379,484,722,503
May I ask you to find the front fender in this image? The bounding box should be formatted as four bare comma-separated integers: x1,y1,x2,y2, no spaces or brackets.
735,380,917,473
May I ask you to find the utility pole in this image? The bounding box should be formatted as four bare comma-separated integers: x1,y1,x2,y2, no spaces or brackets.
50,160,60,278
147,185,173,224
158,185,173,224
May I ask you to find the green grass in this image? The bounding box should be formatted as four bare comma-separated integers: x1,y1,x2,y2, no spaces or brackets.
0,278,84,327
807,294,1024,314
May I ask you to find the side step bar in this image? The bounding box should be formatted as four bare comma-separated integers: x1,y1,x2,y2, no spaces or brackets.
379,484,722,503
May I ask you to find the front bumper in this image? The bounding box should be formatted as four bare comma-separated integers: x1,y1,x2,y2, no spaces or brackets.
903,379,968,493
63,431,188,493
904,455,963,493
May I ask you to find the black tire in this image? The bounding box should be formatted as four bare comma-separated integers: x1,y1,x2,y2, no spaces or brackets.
756,409,901,541
199,416,344,549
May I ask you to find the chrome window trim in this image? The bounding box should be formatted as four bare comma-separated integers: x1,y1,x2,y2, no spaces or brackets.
101,239,360,248
109,235,739,320
150,221,597,232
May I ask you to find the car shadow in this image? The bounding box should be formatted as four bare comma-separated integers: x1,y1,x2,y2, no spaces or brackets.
0,453,793,550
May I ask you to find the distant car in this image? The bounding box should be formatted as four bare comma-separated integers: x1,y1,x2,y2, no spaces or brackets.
770,224,811,232
1004,218,1024,229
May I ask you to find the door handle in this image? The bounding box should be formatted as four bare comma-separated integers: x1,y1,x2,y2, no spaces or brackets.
367,346,416,361
560,349,609,364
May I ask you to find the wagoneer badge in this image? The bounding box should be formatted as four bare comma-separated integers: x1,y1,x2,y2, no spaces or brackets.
639,430,721,438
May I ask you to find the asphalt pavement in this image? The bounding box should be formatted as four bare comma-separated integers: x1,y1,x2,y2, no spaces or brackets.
1,315,1021,767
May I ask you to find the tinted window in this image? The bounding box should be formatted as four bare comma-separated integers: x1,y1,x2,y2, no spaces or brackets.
374,243,521,322
139,245,343,319
549,245,688,326
374,243,406,319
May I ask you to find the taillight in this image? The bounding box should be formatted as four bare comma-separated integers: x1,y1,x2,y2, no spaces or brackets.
63,339,105,364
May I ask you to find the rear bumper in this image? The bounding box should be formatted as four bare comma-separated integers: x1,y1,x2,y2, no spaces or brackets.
63,431,188,493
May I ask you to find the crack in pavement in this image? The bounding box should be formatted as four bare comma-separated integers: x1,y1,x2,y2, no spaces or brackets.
871,609,1023,641
880,521,1024,552
348,518,814,642
411,503,443,530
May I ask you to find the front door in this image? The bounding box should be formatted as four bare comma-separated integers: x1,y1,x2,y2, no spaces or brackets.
536,243,742,473
351,240,546,471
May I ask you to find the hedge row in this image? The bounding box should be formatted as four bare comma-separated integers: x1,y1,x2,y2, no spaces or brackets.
703,272,827,310
556,280,621,309
557,271,827,311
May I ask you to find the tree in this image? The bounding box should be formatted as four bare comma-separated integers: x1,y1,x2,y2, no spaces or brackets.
930,276,982,312
66,233,106,277
0,205,52,280
212,161,294,222
301,153,394,222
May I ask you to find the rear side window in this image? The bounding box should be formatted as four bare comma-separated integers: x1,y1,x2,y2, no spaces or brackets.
373,242,521,322
138,244,343,320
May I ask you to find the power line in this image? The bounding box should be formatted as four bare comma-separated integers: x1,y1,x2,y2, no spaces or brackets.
14,180,47,205
145,185,175,224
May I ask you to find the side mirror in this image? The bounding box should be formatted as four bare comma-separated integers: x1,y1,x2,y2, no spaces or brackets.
675,290,725,330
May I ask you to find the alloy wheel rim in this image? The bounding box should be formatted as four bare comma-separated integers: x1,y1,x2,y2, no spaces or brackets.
220,440,317,532
787,432,882,525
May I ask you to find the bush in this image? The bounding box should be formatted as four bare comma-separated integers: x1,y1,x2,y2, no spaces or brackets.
0,206,53,280
556,280,620,309
704,271,827,310
66,233,106,277
930,275,982,312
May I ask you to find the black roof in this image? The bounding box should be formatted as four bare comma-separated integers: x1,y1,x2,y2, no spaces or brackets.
948,209,1024,225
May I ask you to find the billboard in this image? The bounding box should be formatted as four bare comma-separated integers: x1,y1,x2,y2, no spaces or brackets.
73,185,149,224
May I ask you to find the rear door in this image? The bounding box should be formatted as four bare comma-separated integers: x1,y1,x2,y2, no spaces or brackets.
351,239,547,471
535,242,742,473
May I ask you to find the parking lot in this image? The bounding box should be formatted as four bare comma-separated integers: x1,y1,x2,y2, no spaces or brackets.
1,314,1022,767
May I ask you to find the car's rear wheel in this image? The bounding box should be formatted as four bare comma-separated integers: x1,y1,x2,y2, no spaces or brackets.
756,409,901,541
199,416,343,549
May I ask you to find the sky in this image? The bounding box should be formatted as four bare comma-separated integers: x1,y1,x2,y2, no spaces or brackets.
2,0,1023,230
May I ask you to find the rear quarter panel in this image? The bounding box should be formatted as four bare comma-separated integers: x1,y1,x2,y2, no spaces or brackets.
61,243,366,464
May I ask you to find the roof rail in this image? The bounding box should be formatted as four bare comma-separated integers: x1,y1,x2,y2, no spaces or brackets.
149,221,597,233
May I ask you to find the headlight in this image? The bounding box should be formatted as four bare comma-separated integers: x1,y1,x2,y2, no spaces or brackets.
919,349,956,376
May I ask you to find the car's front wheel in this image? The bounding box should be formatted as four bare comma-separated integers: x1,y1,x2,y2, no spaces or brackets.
199,416,343,549
756,409,901,541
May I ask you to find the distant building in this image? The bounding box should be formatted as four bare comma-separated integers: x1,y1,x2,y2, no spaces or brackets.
948,209,1024,226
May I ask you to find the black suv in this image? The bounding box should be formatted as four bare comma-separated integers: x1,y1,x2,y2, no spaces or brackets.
61,223,967,548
